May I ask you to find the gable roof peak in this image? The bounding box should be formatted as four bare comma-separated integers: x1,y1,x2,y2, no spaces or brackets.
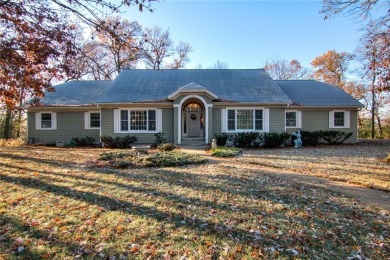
179,82,206,90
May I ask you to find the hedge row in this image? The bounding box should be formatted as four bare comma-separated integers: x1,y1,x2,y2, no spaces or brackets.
214,130,353,148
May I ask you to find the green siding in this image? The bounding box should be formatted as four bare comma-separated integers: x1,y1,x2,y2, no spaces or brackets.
173,107,178,144
101,108,174,144
27,111,100,143
300,110,358,143
269,108,285,133
212,107,221,138
207,107,213,143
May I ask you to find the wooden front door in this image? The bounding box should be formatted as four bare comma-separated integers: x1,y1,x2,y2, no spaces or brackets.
187,112,201,137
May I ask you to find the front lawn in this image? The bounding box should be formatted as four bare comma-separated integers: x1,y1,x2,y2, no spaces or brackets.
240,140,390,191
0,146,389,259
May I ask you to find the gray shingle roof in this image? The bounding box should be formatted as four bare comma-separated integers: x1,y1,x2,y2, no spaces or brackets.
96,69,292,104
40,80,111,106
180,82,207,90
276,80,364,107
38,70,363,107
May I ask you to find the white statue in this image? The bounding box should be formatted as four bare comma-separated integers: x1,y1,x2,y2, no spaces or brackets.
211,138,218,150
293,131,302,148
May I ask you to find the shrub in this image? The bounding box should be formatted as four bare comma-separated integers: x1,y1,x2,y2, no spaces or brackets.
45,141,56,147
70,136,95,147
99,151,136,161
234,132,259,148
144,151,208,167
152,132,166,148
300,131,322,146
320,131,353,145
214,133,231,146
260,132,290,148
101,135,138,148
157,143,177,152
211,147,242,157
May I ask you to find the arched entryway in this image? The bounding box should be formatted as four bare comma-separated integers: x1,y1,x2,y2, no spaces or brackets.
176,95,211,144
182,100,204,138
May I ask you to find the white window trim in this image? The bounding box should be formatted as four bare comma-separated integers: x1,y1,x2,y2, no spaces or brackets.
84,111,101,129
329,110,350,129
224,107,269,133
114,108,162,134
285,110,302,129
35,112,57,130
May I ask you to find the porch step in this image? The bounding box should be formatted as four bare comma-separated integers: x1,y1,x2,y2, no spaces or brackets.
181,137,206,146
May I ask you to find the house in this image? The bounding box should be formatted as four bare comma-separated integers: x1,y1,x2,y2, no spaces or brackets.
27,69,363,145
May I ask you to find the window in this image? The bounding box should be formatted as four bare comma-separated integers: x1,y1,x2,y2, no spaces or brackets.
35,112,57,130
286,112,296,127
84,112,100,129
285,110,302,128
90,113,100,128
334,112,344,127
329,110,350,128
121,110,129,131
227,109,263,131
119,109,157,132
41,113,52,128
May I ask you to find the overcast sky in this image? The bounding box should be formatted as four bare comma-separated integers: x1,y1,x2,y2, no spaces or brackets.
124,0,364,69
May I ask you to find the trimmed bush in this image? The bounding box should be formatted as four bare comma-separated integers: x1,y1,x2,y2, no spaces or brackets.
211,147,242,157
101,135,138,148
234,132,259,148
214,133,231,146
152,132,166,148
320,131,353,145
300,131,322,146
70,136,95,147
261,132,290,148
158,143,177,152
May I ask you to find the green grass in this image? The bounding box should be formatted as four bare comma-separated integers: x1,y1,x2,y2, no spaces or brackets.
211,147,242,157
99,150,207,168
0,147,389,259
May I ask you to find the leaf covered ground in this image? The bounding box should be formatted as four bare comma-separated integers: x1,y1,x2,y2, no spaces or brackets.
0,145,389,259
239,140,390,191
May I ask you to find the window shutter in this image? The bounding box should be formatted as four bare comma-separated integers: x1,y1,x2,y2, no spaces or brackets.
84,112,90,129
35,112,41,130
113,109,119,133
157,109,163,132
345,111,350,128
297,111,302,128
329,111,334,128
221,109,226,132
264,108,270,132
52,112,57,130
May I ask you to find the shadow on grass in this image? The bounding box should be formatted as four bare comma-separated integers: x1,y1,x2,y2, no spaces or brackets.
0,214,80,258
1,147,388,258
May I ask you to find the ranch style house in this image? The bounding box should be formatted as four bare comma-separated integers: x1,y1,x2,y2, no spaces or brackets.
27,69,364,145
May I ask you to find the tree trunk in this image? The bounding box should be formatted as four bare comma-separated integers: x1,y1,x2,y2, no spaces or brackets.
375,110,383,139
371,88,375,139
2,109,12,139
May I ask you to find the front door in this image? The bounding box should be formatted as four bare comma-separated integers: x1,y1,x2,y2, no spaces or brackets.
187,111,201,137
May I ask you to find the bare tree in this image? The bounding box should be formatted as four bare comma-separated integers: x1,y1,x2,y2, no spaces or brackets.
321,0,389,32
208,60,229,69
142,26,192,69
358,35,390,138
264,58,313,80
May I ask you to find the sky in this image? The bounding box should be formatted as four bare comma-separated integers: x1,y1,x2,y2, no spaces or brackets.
123,0,364,69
